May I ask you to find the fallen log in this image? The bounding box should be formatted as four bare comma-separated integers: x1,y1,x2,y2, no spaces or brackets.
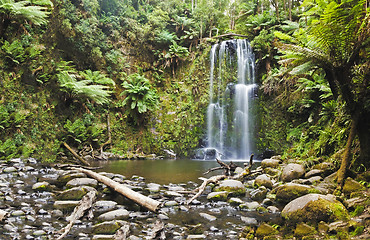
56,191,97,239
187,175,226,205
62,142,90,166
72,167,161,212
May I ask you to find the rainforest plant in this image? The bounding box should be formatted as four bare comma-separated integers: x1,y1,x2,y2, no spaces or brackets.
120,73,159,125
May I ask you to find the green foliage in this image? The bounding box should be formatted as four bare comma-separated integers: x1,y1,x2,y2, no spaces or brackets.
57,71,112,105
0,0,52,26
63,115,104,145
120,73,159,123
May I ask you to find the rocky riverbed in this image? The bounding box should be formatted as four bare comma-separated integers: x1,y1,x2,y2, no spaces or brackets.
0,157,369,239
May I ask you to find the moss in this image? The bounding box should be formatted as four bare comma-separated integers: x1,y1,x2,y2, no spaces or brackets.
350,226,364,236
294,223,317,238
256,223,279,238
350,205,364,217
283,198,349,223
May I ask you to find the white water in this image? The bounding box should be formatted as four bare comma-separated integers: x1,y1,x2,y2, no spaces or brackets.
206,39,257,160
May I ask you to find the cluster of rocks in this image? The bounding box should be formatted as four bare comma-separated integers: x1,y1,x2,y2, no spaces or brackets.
0,157,369,239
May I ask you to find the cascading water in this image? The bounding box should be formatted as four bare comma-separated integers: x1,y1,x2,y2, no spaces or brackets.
205,39,258,160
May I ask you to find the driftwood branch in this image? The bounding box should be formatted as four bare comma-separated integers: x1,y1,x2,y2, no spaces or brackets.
56,191,97,239
72,167,161,212
114,225,130,240
62,142,90,166
187,175,226,205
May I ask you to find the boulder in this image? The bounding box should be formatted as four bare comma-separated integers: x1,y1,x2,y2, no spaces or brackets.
294,223,317,238
241,216,258,225
2,167,17,173
275,183,319,203
66,177,98,188
32,181,52,192
228,197,244,206
240,201,260,210
261,159,280,168
281,194,349,223
281,163,305,182
56,186,96,200
313,162,335,176
342,177,366,196
214,179,246,196
53,200,80,211
199,212,216,221
94,201,118,213
207,191,229,201
57,172,86,186
250,186,268,201
254,174,273,189
255,223,279,238
92,220,126,234
305,169,324,178
98,209,129,221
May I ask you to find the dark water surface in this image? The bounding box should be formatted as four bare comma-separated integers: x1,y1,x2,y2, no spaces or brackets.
90,159,249,184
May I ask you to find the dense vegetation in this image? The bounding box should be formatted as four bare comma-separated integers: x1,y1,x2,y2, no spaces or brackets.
0,0,369,180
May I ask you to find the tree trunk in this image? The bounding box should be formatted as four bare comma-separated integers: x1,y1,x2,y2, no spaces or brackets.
336,112,359,191
72,167,161,212
357,111,370,169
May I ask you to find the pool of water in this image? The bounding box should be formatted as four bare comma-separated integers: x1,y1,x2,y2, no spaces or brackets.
90,159,251,185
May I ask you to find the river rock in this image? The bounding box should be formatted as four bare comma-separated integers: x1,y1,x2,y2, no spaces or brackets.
240,201,260,210
228,197,244,206
57,172,87,185
92,235,115,240
53,200,80,211
294,223,317,238
214,179,246,196
264,167,281,177
32,181,52,191
281,194,349,223
241,216,258,225
281,163,305,182
2,166,17,173
98,209,129,221
93,220,126,234
254,174,273,189
275,183,319,203
11,210,25,216
94,201,118,213
342,177,366,196
207,191,229,201
57,186,96,200
255,223,279,238
261,159,280,168
66,177,98,188
199,212,216,221
146,183,161,193
250,186,268,201
0,209,8,221
164,200,179,207
305,169,324,178
313,162,335,175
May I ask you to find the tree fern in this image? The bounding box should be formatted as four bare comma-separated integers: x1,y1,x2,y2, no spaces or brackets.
0,0,52,26
57,71,112,105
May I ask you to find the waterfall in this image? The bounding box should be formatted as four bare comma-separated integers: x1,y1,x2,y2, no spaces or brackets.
206,39,257,160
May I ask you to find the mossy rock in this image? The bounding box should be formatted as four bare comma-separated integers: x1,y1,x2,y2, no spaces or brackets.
294,223,317,238
56,186,96,200
275,183,319,203
32,181,52,192
56,172,86,186
207,191,229,201
342,177,366,196
214,179,246,197
92,220,126,234
281,194,349,224
255,223,279,238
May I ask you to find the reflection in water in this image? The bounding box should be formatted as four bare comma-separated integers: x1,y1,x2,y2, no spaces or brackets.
90,159,248,184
